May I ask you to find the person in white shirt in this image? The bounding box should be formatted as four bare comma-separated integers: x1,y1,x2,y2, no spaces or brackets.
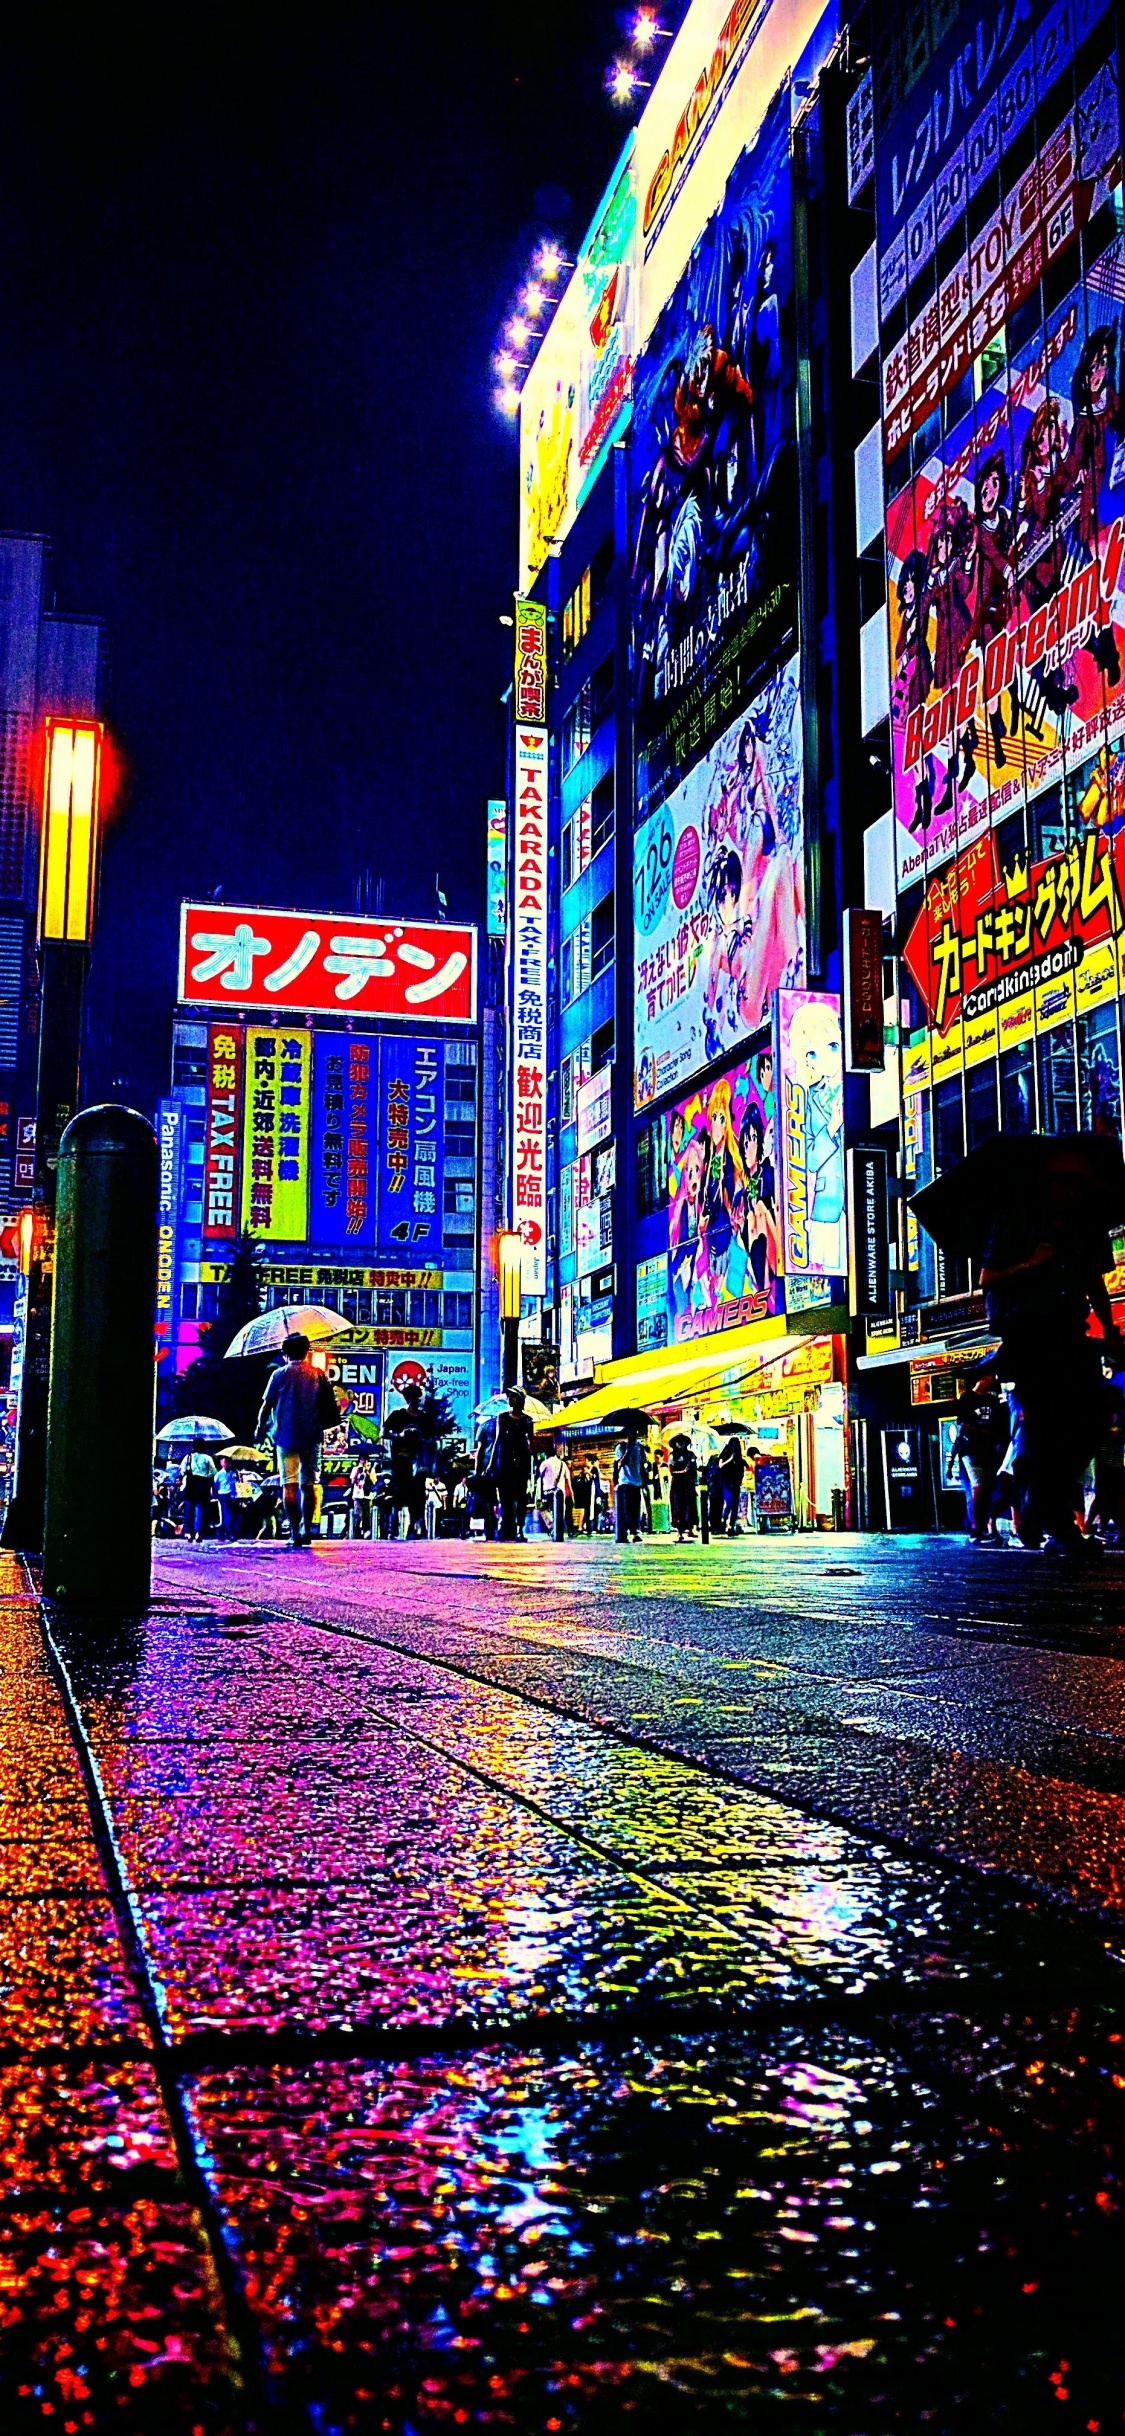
539,1448,574,1536
179,1444,217,1542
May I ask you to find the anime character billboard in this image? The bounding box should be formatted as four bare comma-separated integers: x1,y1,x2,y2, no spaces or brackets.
773,990,846,1280
886,76,1125,889
631,85,797,825
666,1051,783,1343
634,655,804,1109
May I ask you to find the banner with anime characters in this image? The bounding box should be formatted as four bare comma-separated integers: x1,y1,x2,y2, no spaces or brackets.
631,85,798,826
633,654,804,1110
902,812,1125,1038
887,219,1125,890
666,1052,783,1344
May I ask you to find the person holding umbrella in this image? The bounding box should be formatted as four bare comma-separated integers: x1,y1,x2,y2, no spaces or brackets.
179,1440,217,1542
669,1433,699,1542
613,1424,647,1543
717,1434,746,1534
255,1333,341,1549
915,1134,1125,1553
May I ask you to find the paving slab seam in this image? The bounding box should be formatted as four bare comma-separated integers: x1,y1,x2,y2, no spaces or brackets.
237,1591,1125,1934
31,1579,270,2431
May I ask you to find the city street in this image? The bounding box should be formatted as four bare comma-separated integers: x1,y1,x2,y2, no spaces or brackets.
6,1537,1125,2431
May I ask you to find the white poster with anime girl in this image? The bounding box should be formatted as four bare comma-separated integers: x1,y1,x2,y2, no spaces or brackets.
633,653,805,1110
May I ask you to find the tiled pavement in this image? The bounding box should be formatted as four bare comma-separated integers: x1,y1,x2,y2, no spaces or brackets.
5,1537,1125,2430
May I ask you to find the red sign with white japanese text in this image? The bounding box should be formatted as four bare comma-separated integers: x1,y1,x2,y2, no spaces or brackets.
178,904,477,1024
903,827,1125,1034
203,1023,244,1240
511,726,548,1296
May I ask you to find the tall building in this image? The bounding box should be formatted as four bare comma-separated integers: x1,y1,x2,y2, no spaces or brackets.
497,0,1125,1526
160,899,482,1438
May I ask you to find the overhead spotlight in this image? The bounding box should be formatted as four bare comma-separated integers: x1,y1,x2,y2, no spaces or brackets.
495,350,520,379
608,57,645,105
632,7,661,48
523,282,546,318
508,317,530,348
497,383,522,416
537,242,565,281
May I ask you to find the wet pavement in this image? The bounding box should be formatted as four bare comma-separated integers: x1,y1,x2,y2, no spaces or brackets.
5,1537,1125,2428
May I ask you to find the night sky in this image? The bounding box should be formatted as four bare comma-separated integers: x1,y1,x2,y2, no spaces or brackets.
0,8,628,1113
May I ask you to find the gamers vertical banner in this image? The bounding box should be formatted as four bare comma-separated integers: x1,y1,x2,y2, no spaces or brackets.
512,725,549,1295
375,1035,445,1262
631,84,798,827
309,1033,376,1249
878,0,1124,889
203,1022,244,1240
773,989,846,1279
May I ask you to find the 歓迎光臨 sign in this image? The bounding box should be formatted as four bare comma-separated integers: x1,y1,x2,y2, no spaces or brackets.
512,726,548,1295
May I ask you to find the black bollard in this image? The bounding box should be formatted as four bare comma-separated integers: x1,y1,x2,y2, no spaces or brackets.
700,1481,710,1544
43,1107,159,1607
552,1487,566,1542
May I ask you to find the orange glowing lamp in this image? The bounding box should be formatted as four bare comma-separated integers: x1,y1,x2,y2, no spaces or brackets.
38,717,103,946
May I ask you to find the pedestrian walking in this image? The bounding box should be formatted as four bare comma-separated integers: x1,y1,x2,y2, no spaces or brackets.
214,1454,241,1541
980,1149,1124,1553
539,1445,574,1534
179,1441,217,1541
613,1427,647,1543
255,1334,341,1549
493,1388,534,1541
945,1380,1008,1542
717,1435,746,1534
669,1433,698,1541
570,1454,593,1535
349,1457,373,1539
383,1382,432,1538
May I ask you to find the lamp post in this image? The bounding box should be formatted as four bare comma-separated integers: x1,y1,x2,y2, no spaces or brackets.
2,718,103,1551
497,1230,523,1394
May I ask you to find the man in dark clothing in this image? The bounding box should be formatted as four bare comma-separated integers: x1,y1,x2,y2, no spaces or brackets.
256,1334,340,1548
981,1156,1122,1550
494,1388,534,1541
383,1383,433,1539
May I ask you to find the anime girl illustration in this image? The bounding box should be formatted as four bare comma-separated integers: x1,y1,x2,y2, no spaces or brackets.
1017,395,1080,716
1067,322,1124,687
892,549,937,832
701,705,802,1053
925,498,977,808
970,451,1018,763
786,997,844,1270
699,1078,741,1288
732,1098,778,1294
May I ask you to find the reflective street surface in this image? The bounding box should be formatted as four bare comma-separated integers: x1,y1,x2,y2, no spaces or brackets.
6,1536,1125,2430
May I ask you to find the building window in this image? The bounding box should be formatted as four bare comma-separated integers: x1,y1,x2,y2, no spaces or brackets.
561,567,592,661
590,771,614,858
443,1178,475,1216
590,535,614,615
562,919,591,1007
442,1290,472,1330
965,1062,997,1148
444,1123,476,1158
999,1044,1035,1134
180,1282,198,1319
590,1016,614,1071
408,1288,442,1328
933,1076,964,1174
591,891,615,980
591,652,614,725
172,1045,208,1088
1037,1024,1077,1135
1079,1005,1121,1134
561,798,592,893
563,683,592,773
635,1113,666,1217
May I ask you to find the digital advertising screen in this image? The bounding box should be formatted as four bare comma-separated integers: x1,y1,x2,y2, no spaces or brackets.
633,652,804,1108
631,85,798,825
666,1050,782,1342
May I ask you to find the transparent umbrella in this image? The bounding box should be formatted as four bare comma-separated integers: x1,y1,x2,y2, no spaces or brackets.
155,1416,234,1444
224,1306,351,1359
472,1392,558,1427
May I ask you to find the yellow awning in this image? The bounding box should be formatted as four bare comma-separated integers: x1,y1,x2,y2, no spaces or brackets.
539,1317,810,1433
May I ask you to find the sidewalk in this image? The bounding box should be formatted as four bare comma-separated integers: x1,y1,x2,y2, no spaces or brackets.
4,1540,1125,2429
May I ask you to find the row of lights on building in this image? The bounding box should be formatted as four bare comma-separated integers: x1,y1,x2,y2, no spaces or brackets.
492,9,673,421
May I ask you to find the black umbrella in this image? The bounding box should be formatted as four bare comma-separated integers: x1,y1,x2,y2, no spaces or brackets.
911,1130,1125,1263
601,1407,654,1433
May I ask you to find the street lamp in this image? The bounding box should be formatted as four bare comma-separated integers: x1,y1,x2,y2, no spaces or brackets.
497,1230,523,1393
35,716,104,1199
